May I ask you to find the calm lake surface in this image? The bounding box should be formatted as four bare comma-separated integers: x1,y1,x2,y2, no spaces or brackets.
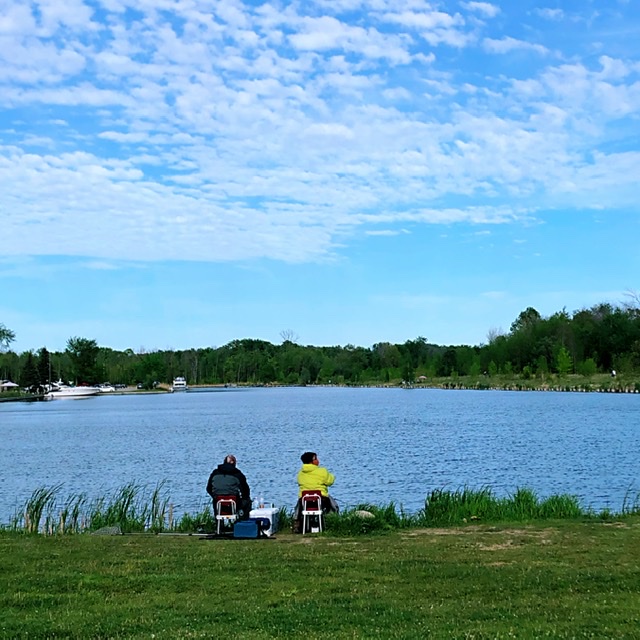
1,387,639,524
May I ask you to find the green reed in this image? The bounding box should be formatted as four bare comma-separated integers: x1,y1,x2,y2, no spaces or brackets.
88,481,178,532
621,488,640,515
419,486,585,527
57,493,88,534
18,485,62,534
4,482,635,537
148,481,171,532
88,482,144,531
8,483,179,534
174,504,216,533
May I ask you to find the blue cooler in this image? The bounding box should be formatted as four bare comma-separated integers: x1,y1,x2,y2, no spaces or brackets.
233,518,268,539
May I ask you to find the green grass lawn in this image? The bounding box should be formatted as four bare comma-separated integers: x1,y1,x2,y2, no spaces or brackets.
2,518,640,639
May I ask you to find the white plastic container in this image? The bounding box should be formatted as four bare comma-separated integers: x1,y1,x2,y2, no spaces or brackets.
249,506,279,536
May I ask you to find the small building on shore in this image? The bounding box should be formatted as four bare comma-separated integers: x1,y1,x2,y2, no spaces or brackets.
0,380,19,392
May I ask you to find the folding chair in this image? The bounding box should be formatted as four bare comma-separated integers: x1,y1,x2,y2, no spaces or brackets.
301,490,324,534
215,495,238,535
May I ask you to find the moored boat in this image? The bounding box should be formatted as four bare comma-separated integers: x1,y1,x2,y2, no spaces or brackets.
45,381,100,399
171,376,188,392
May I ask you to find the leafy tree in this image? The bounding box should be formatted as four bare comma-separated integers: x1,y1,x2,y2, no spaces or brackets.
66,337,101,384
510,307,542,334
135,351,168,386
0,323,16,352
556,347,573,376
318,357,335,383
437,348,457,377
535,355,548,376
468,360,481,377
577,358,597,377
402,337,430,369
401,358,414,383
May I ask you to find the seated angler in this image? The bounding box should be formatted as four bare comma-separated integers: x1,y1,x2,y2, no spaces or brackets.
206,454,252,521
293,451,338,532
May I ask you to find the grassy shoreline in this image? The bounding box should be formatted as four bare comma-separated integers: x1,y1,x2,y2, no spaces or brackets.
4,485,640,637
3,517,640,638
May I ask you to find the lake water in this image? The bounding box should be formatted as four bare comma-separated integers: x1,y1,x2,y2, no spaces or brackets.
1,387,639,524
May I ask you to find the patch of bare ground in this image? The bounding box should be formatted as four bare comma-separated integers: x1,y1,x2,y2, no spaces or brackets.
400,526,557,550
275,535,321,545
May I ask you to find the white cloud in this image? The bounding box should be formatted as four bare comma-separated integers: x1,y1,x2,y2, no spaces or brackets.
482,36,549,55
0,0,637,268
461,2,500,19
288,15,412,63
533,8,564,21
365,228,410,236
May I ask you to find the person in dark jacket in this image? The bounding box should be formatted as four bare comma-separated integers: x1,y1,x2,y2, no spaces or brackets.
206,454,252,520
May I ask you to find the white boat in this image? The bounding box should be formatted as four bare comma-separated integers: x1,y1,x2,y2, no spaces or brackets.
171,376,188,392
45,381,100,399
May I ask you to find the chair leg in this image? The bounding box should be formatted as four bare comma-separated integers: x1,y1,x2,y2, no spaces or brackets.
301,512,323,534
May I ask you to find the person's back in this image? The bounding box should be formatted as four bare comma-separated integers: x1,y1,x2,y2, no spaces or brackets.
293,451,337,532
206,454,252,520
297,454,335,496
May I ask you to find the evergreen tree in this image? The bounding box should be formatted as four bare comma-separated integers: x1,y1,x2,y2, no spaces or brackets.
37,347,51,385
19,352,40,390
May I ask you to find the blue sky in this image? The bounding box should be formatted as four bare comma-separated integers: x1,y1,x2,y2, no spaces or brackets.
1,0,639,354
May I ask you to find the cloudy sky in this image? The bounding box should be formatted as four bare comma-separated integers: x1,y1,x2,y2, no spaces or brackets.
1,0,639,353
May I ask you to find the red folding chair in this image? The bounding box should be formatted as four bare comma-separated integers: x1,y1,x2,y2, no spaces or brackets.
301,490,324,534
215,495,238,535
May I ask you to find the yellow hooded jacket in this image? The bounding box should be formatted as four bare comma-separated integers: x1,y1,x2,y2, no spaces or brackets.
297,463,335,497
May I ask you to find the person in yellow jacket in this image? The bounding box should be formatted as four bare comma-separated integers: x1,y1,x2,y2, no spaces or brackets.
293,451,338,532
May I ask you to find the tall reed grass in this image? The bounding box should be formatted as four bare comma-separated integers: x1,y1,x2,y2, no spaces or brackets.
4,483,638,536
8,482,186,535
419,486,585,527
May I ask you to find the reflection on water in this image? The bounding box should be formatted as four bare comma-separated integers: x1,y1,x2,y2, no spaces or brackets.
1,387,639,522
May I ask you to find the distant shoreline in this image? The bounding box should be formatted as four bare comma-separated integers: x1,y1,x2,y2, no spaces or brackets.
2,376,638,403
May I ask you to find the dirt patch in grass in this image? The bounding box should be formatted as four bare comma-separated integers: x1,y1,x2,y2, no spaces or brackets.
400,526,558,548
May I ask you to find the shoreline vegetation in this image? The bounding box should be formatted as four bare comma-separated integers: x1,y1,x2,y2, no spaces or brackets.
3,300,640,398
1,371,640,403
5,482,640,536
3,485,640,637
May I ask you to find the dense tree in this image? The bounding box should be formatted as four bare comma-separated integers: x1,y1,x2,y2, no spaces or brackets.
37,347,51,385
66,337,101,384
510,307,542,334
19,352,40,390
4,297,640,387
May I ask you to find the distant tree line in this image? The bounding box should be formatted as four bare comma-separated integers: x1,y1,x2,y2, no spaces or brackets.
1,300,640,389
